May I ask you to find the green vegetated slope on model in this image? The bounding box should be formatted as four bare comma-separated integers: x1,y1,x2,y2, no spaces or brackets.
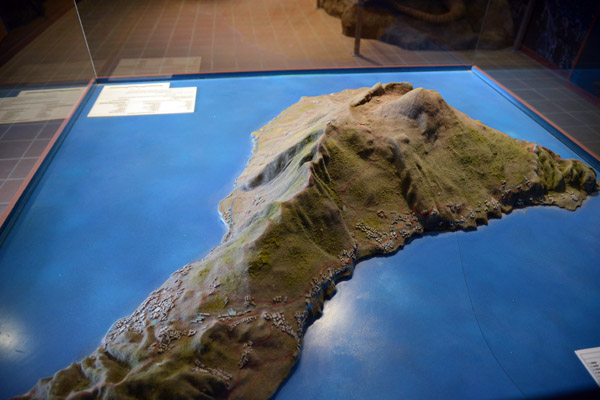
20,83,598,400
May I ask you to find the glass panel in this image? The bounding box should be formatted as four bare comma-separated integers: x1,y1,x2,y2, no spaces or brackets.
75,0,482,78
0,2,94,85
75,0,206,77
473,0,600,159
336,0,490,66
0,0,95,217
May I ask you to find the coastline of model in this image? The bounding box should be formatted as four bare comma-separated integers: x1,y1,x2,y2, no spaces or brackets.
19,82,598,400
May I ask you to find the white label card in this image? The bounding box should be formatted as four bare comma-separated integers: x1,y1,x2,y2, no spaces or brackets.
0,87,86,124
575,347,600,387
87,83,196,117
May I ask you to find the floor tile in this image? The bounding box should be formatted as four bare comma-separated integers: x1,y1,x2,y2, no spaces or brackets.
9,158,38,179
562,126,600,142
0,159,19,179
38,123,62,139
555,100,595,113
567,111,600,127
511,89,547,101
2,124,44,140
579,141,600,157
544,112,587,127
536,87,577,101
0,124,10,138
0,141,31,159
0,179,23,203
500,79,529,91
23,139,51,158
525,100,563,114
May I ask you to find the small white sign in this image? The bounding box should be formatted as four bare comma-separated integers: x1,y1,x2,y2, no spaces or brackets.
0,87,86,124
575,346,600,387
87,83,196,118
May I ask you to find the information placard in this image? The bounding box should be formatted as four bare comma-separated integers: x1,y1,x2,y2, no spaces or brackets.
0,87,86,124
87,83,196,117
575,347,600,387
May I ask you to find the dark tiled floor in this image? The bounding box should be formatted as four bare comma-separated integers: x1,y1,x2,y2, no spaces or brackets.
469,49,600,154
0,120,61,215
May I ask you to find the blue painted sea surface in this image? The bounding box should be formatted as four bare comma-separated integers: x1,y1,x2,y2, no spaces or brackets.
0,70,597,398
276,197,600,399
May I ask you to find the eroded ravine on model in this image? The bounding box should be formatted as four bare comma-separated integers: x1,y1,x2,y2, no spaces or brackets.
20,83,598,400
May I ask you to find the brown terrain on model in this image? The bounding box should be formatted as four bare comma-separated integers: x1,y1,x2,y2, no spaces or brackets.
19,82,598,400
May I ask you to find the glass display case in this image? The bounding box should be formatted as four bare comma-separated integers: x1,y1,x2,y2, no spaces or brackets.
0,1,599,399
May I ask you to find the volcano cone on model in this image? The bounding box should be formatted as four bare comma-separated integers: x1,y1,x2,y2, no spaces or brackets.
21,83,598,400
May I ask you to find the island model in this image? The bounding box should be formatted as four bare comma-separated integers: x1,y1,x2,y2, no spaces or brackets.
19,82,598,399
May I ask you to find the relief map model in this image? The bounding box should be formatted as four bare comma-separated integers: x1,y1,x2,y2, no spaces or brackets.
20,83,598,399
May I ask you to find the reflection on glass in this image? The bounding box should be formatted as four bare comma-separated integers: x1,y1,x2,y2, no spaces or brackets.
473,0,600,160
0,1,95,220
0,2,94,86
